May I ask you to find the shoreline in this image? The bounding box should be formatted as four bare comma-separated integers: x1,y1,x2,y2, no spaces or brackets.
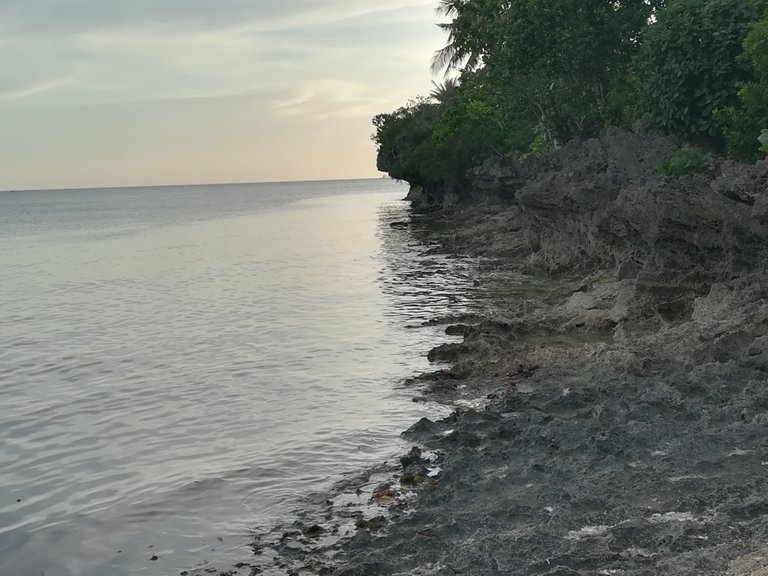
204,128,768,575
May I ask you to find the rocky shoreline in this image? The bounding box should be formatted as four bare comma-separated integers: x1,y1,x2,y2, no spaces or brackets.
333,128,768,575
208,127,768,575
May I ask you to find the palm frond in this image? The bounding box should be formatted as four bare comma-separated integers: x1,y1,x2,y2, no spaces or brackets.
431,44,458,75
435,0,458,17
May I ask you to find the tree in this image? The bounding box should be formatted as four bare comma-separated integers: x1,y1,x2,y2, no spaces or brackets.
429,77,461,103
720,13,768,160
431,0,665,145
431,0,507,75
635,0,768,144
483,0,665,145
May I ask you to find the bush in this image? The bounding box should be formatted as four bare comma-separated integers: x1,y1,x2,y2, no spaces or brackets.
761,129,768,153
720,15,768,160
372,98,440,184
659,147,713,176
635,0,768,143
372,76,537,192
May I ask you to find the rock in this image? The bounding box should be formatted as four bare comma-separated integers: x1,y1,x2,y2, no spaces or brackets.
427,343,466,363
445,324,472,336
354,516,387,532
389,221,409,229
300,524,325,538
399,446,423,470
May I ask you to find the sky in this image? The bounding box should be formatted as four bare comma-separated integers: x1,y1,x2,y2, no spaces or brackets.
0,1,446,190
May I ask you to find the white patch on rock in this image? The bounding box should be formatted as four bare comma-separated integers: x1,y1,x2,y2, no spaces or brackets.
427,466,442,478
565,525,611,540
668,475,704,482
648,511,697,524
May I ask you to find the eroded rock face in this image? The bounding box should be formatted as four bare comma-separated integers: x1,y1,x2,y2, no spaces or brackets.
467,128,768,299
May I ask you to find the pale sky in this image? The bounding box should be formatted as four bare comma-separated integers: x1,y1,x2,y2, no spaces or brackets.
0,1,445,190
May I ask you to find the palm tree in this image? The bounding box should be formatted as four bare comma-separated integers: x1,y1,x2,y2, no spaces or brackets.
430,0,505,76
429,77,461,103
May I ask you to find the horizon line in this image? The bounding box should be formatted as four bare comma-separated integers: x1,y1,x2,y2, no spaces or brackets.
4,175,392,194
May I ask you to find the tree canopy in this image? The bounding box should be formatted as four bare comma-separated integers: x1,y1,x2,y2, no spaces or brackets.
373,0,768,192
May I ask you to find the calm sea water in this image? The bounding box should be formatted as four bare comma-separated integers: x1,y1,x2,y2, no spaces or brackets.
0,180,475,576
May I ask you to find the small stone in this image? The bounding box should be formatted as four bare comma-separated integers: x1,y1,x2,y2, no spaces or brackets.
301,524,325,538
355,515,387,532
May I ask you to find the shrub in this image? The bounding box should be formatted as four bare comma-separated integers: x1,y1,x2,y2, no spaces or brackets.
760,129,768,153
721,15,768,160
635,0,768,144
659,147,713,176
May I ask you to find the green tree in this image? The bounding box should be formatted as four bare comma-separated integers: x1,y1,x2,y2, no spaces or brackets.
431,0,506,74
429,77,461,103
635,0,768,144
720,13,768,160
372,98,440,184
432,0,664,145
372,75,536,192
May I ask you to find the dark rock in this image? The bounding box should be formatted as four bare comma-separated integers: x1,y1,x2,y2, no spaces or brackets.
300,524,325,538
445,324,472,336
427,343,466,363
354,516,387,532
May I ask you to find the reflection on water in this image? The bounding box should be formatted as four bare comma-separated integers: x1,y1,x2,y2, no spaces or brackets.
0,180,485,576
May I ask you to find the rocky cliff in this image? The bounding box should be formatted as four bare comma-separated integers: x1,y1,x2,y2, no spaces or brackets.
471,128,768,289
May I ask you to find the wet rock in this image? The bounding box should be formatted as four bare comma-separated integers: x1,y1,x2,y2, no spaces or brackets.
445,324,472,337
427,343,466,363
299,524,325,538
354,516,387,532
404,418,441,442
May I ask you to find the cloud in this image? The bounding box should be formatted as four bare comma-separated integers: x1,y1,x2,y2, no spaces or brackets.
0,1,442,108
0,0,447,188
272,80,388,120
0,75,76,102
0,0,435,36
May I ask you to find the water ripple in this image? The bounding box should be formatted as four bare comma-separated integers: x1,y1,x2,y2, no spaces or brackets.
0,181,475,576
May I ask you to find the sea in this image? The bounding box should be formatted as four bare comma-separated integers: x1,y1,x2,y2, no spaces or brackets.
0,179,477,576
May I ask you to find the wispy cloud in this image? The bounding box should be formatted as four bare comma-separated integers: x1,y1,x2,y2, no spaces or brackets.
0,0,435,36
0,75,76,102
0,0,445,188
272,80,388,120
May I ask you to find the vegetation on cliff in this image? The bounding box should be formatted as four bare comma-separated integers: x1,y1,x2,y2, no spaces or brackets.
374,0,768,194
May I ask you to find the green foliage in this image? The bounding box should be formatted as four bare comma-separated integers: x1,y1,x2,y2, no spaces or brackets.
760,129,768,153
374,0,768,192
659,147,713,176
720,14,768,160
372,98,441,184
745,15,768,73
479,0,663,145
720,83,768,160
372,77,537,190
635,0,768,143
